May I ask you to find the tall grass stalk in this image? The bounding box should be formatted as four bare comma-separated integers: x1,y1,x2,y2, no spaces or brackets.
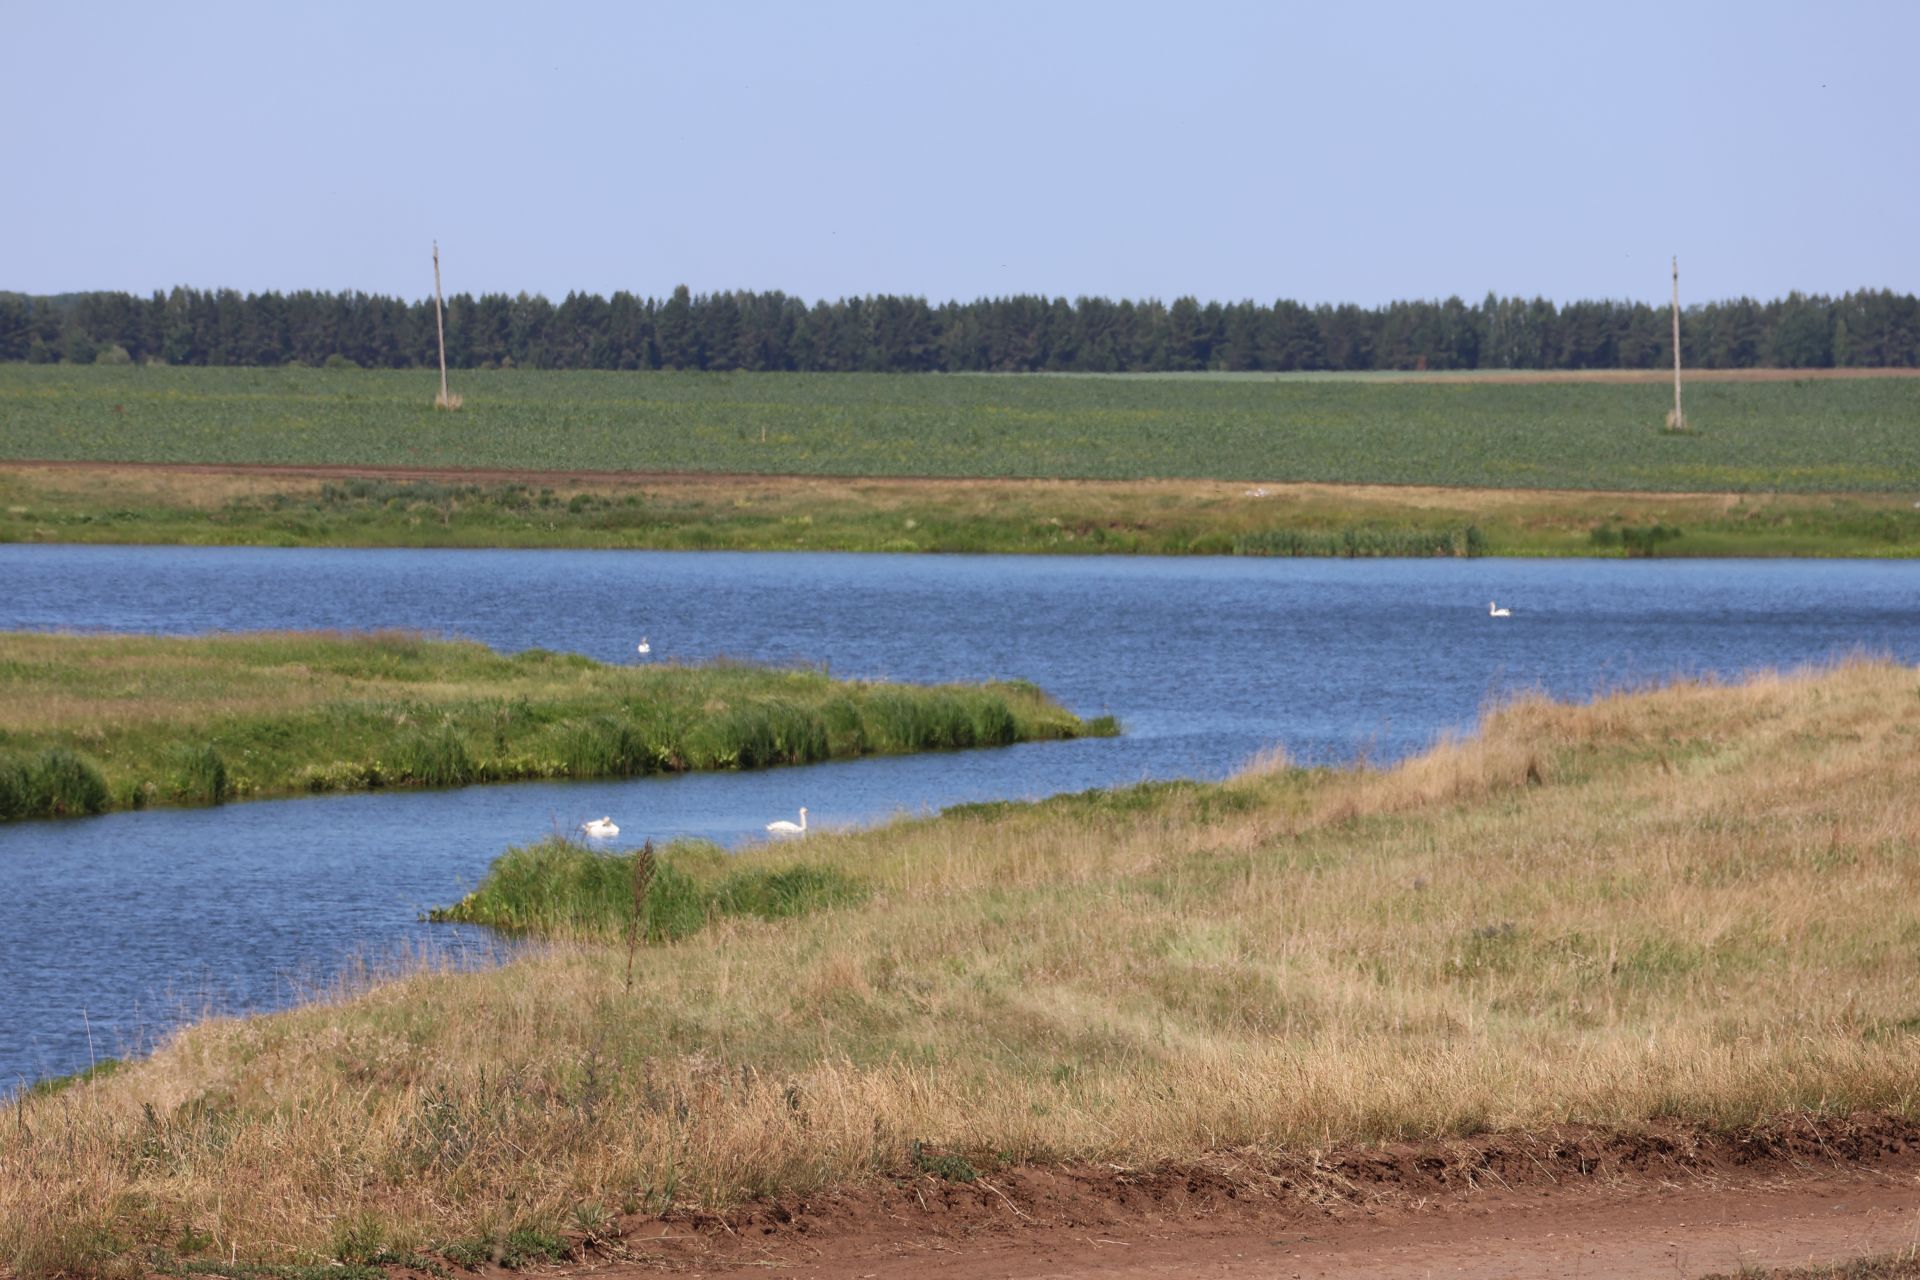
624,841,656,994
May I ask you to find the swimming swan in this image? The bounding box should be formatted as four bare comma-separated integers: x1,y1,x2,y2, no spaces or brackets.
581,816,619,838
636,637,651,656
766,807,808,836
1489,601,1512,617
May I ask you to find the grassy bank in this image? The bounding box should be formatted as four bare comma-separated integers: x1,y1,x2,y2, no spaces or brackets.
0,630,1109,820
428,837,871,938
8,465,1920,556
7,660,1920,1269
4,364,1920,492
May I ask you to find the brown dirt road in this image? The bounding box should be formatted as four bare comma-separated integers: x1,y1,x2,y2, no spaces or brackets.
665,1177,1920,1279
552,1118,1920,1280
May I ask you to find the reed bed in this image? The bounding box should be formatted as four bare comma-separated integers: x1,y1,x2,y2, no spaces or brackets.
1233,524,1484,557
427,837,869,939
0,630,1110,820
6,660,1920,1272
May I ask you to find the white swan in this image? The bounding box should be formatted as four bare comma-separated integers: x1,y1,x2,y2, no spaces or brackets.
1489,601,1512,617
636,637,651,656
766,806,808,836
581,816,619,838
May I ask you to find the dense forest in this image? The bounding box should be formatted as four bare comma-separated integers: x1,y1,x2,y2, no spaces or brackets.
2,286,1916,372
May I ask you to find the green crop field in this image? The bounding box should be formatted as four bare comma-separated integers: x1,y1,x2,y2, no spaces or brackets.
4,365,1919,492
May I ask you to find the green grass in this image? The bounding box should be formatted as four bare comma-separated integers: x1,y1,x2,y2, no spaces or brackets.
5,365,1920,491
428,837,870,938
20,1059,122,1100
12,467,1920,560
0,630,1111,820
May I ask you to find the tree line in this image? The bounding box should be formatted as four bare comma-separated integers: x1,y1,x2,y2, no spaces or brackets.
2,285,1916,372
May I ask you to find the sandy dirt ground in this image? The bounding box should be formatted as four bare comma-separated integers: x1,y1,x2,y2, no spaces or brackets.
506,1117,1920,1280
0,459,1873,508
1367,367,1920,384
622,1174,1920,1279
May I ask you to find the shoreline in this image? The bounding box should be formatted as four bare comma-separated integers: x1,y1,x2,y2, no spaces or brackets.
7,463,1919,558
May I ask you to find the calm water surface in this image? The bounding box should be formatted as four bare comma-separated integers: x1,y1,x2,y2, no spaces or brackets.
3,545,1915,1087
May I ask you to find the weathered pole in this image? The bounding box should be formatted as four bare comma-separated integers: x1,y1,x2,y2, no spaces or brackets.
433,241,450,408
1670,255,1684,431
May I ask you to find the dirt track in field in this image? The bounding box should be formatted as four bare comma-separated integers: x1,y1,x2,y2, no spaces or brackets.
510,1115,1920,1279
0,458,1892,507
1369,366,1920,384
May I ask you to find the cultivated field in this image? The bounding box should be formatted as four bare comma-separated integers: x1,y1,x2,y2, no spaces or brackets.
4,365,1919,492
7,660,1920,1271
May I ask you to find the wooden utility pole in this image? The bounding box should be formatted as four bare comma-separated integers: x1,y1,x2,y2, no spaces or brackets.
432,241,451,408
1669,255,1685,431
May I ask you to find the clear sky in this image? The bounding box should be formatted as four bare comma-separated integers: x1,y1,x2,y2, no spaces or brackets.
5,0,1914,306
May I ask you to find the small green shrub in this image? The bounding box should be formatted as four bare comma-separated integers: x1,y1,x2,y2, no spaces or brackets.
1591,522,1685,556
166,743,229,804
432,839,865,941
713,865,868,920
0,754,29,819
432,839,707,940
1234,525,1482,558
909,1139,978,1183
28,749,110,817
554,714,677,777
330,1212,387,1264
440,1225,568,1269
391,726,476,787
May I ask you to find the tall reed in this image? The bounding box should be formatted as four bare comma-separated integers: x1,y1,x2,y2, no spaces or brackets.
1234,525,1484,557
431,837,867,939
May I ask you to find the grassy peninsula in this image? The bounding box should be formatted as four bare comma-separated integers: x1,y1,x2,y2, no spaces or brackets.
8,661,1920,1269
0,630,1110,821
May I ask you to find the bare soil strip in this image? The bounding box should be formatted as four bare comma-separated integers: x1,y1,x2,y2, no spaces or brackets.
0,457,1885,504
1369,366,1920,384
545,1115,1920,1279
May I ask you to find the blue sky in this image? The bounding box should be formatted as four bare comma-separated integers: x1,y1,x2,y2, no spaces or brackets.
5,0,1914,305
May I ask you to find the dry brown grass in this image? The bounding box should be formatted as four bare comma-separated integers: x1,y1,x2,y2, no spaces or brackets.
7,661,1920,1268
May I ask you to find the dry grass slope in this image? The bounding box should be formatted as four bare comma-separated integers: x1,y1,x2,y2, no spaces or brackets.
5,661,1920,1270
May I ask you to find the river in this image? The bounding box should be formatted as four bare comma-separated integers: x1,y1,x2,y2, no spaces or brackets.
4,545,1916,1087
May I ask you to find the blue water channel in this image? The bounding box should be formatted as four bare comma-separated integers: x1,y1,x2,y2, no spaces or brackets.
2,545,1916,1088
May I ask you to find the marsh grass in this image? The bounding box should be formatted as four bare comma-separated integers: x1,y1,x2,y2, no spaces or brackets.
429,837,868,940
9,661,1920,1270
163,744,228,805
0,631,1106,820
1234,525,1484,557
0,747,112,818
